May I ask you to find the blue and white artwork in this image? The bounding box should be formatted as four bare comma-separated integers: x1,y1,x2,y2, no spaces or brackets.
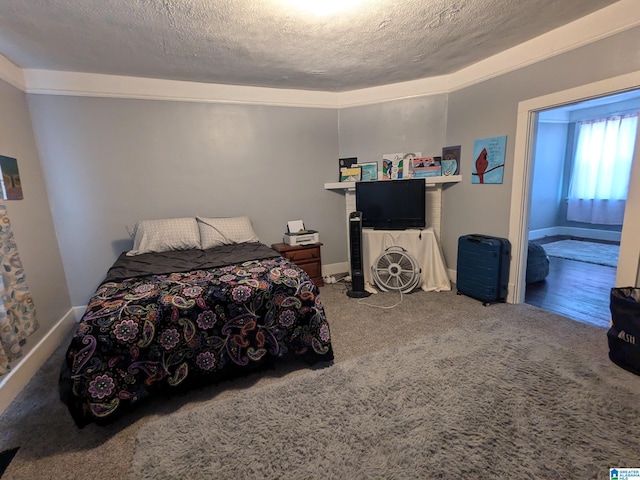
472,135,506,184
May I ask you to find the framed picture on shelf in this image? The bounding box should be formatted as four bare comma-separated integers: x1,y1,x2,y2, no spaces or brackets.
411,156,442,178
338,157,357,180
340,166,362,182
358,162,378,181
441,145,461,176
382,153,404,179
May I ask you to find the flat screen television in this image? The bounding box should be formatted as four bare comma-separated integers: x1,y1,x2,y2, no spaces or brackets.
355,179,426,230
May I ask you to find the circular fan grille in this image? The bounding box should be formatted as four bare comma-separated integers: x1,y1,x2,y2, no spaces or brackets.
371,246,421,293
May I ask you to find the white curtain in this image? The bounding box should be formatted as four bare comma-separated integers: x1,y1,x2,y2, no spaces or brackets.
567,113,638,225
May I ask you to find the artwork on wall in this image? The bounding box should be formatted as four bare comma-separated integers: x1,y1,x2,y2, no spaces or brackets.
411,157,442,178
358,162,378,181
382,152,423,179
441,145,461,176
471,136,506,184
340,166,362,182
382,153,403,180
338,157,357,181
0,155,23,200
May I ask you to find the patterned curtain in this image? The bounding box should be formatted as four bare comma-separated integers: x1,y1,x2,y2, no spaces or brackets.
0,203,38,376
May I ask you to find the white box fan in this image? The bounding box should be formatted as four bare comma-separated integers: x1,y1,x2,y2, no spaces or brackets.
371,246,421,293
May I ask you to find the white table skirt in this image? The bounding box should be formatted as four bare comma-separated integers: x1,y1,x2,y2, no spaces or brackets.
362,228,451,293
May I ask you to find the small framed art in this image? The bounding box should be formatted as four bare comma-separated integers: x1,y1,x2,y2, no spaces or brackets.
411,156,442,178
358,162,378,181
338,157,357,180
340,166,362,182
441,145,461,176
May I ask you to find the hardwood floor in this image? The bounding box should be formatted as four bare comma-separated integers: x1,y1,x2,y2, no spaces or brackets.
525,237,616,329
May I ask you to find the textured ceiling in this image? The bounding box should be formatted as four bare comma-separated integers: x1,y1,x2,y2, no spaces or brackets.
0,0,622,92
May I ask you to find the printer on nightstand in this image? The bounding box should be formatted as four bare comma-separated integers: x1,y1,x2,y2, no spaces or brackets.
283,220,320,246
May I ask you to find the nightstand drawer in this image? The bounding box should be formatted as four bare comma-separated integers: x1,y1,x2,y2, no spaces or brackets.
284,246,320,263
298,261,321,279
271,242,324,287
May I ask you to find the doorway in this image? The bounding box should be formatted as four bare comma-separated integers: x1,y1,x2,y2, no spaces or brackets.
522,92,639,327
507,71,640,315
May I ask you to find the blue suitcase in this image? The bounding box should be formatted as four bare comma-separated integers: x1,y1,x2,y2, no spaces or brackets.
456,234,510,305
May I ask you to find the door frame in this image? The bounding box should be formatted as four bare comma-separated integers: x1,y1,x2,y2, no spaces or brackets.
507,70,640,304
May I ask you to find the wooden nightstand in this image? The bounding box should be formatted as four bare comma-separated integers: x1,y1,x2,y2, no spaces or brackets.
271,242,324,287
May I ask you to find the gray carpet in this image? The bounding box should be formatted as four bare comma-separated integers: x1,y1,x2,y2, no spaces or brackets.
542,239,619,267
131,313,640,479
1,286,638,479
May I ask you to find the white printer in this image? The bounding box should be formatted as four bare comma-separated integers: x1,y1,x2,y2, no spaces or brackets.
283,220,320,246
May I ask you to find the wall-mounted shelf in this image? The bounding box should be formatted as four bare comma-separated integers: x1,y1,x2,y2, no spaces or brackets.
324,175,461,191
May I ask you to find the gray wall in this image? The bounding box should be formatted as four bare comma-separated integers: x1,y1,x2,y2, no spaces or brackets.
338,95,448,164
21,24,640,309
443,26,640,270
0,79,71,355
530,121,568,231
27,97,342,305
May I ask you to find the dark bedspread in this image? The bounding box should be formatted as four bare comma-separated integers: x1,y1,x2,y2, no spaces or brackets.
60,242,334,427
104,242,282,282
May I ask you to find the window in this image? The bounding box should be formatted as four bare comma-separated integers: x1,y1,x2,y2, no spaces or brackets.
567,113,638,225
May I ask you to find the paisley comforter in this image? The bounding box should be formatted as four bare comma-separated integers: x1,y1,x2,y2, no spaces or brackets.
59,242,334,427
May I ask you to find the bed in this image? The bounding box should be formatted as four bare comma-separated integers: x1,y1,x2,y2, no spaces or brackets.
59,217,334,428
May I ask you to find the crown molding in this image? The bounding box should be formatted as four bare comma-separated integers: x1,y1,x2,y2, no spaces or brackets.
0,54,25,91
22,70,342,108
448,0,640,92
334,75,450,108
1,0,638,107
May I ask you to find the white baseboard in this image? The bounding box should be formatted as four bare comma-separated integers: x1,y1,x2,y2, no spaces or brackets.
73,305,87,321
322,261,349,277
529,226,621,242
0,309,77,416
448,268,457,285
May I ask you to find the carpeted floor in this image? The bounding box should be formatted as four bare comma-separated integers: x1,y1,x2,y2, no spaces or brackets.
1,285,638,479
131,315,640,479
541,239,619,267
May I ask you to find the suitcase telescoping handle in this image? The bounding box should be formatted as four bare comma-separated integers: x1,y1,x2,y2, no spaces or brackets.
465,234,498,249
467,235,488,243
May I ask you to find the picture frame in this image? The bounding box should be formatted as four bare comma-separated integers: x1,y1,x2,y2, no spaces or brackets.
381,153,404,180
441,145,461,176
340,166,362,182
472,135,506,184
338,157,357,181
411,156,442,178
0,155,23,200
357,162,378,181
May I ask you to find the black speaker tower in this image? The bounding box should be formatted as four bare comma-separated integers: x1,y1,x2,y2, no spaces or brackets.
347,211,371,298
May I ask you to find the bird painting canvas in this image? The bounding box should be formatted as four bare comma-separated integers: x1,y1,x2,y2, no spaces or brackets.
472,135,507,184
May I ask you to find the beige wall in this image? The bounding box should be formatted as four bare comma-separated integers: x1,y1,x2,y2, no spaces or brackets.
0,79,71,358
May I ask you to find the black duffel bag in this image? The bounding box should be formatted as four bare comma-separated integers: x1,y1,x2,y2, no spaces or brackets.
608,287,640,375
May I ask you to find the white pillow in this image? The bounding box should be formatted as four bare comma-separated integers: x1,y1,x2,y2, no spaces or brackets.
196,216,259,249
126,217,202,256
